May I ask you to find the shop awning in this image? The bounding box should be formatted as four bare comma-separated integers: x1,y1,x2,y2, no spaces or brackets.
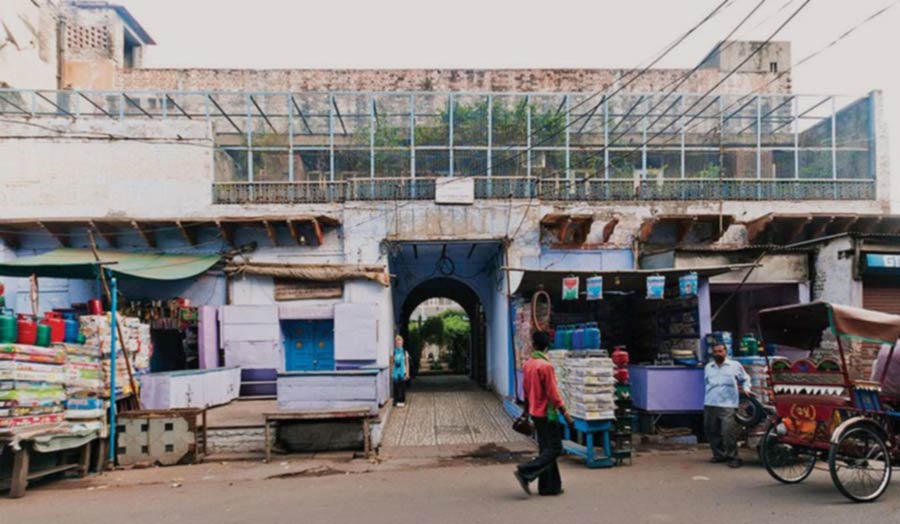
0,249,221,281
510,263,757,296
224,262,390,287
760,302,900,348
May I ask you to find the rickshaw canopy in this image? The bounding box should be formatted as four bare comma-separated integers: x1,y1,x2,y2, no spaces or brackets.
759,301,900,349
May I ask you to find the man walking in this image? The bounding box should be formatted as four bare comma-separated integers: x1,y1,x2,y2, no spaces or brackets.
704,343,751,468
515,331,573,496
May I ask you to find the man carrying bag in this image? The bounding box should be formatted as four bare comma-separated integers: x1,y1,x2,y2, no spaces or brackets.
514,331,573,496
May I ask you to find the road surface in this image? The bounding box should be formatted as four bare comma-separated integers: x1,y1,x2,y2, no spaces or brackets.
3,451,899,523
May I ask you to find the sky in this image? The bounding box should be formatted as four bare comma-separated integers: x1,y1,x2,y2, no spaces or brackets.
117,0,900,206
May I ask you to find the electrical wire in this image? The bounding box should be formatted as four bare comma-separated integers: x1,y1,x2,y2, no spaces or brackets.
533,0,813,194
588,0,897,180
4,1,891,246
509,0,805,240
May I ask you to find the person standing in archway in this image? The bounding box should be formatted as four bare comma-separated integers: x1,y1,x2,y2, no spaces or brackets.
391,335,411,407
515,331,573,496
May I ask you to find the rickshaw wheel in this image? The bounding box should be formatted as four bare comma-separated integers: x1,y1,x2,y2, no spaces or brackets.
761,424,816,484
828,425,892,503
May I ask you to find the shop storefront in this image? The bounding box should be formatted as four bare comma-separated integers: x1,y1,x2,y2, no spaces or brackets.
508,264,751,423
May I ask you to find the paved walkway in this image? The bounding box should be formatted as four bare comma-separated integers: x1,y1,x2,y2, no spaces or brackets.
381,375,530,447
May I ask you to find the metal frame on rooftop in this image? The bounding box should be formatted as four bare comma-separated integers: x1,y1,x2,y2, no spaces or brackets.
0,88,879,203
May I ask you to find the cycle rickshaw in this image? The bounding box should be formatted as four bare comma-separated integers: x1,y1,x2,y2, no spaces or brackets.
758,301,900,502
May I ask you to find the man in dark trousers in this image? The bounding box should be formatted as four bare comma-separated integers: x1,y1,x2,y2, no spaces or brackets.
704,343,751,468
515,331,573,496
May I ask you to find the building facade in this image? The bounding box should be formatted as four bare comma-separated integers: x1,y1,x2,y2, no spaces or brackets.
0,3,893,407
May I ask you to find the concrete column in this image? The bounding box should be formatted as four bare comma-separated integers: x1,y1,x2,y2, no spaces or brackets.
870,91,891,210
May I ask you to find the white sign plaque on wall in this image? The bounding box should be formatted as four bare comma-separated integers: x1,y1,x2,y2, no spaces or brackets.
435,177,475,205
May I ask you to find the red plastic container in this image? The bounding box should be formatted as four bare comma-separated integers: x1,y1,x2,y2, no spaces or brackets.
43,311,65,343
612,346,630,367
88,299,103,315
16,314,37,345
614,367,630,384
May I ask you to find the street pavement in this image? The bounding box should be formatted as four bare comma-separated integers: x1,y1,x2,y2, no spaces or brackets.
3,450,899,523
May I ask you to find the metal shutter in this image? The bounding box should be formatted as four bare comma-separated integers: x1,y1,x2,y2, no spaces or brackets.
863,277,900,315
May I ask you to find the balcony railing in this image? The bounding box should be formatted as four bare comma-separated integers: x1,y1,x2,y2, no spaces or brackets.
213,181,345,204
211,178,876,204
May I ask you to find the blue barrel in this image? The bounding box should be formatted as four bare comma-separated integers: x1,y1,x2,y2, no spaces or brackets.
63,313,79,343
572,324,585,350
584,322,601,349
554,326,567,350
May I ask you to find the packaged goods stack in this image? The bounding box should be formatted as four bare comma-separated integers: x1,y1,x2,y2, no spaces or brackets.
0,344,67,429
550,351,616,420
611,347,632,463
63,342,106,433
79,315,153,398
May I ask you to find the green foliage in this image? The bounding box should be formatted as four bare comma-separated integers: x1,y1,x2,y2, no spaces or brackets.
353,99,567,149
407,309,472,376
436,310,470,374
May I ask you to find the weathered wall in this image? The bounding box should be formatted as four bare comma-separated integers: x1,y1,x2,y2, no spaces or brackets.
700,41,791,75
0,0,59,89
812,236,862,307
118,67,790,95
57,5,126,89
0,117,215,219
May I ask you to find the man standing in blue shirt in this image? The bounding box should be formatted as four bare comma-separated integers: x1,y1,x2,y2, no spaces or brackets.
704,343,751,468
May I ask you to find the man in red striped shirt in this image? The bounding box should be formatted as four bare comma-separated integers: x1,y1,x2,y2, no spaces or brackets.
514,331,573,496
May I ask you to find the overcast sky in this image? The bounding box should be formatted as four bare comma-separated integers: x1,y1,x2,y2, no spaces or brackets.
117,0,900,206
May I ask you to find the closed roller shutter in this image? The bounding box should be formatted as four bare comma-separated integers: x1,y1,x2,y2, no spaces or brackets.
863,277,900,315
857,277,900,381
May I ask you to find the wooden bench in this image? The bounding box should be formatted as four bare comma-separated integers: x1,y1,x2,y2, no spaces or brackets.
263,409,373,462
1,437,96,498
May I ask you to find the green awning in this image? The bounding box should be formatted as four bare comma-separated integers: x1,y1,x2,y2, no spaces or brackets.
0,249,220,281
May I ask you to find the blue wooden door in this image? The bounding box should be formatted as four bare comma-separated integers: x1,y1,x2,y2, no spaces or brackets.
283,320,334,371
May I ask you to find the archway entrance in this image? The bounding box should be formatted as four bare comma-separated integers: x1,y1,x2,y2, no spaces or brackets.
381,241,527,450
399,277,486,387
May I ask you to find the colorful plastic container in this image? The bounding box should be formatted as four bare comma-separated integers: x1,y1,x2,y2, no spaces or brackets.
43,311,65,344
35,323,52,347
583,322,601,349
0,309,16,343
16,314,37,345
62,312,79,343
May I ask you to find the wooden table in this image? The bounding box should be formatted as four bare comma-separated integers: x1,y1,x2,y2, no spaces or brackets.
2,436,96,498
263,409,372,462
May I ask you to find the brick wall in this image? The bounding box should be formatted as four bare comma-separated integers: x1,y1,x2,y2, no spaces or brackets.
119,67,790,94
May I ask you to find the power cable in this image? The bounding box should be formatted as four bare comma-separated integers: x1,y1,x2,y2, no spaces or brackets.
510,0,804,240
538,0,813,192
592,0,898,180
